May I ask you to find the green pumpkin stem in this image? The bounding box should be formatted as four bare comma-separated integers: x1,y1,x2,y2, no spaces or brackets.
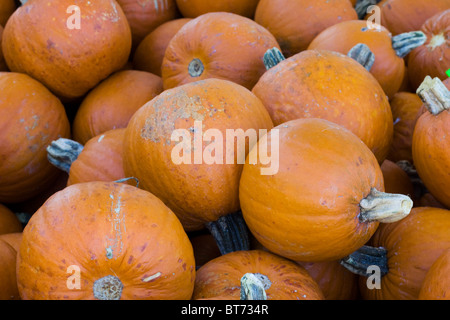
392,31,427,58
47,138,84,173
355,0,382,20
347,43,375,71
416,76,450,115
205,211,250,255
340,245,389,277
263,47,286,70
240,273,271,300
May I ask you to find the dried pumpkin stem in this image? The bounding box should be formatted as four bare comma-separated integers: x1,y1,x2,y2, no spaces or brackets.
347,43,375,71
263,47,286,70
240,273,271,300
355,0,382,19
93,275,123,300
188,58,204,77
392,31,427,58
416,76,450,115
205,211,250,255
47,138,84,173
340,245,388,277
359,188,413,223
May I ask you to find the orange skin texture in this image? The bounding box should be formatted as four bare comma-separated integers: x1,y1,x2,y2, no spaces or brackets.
361,207,450,300
308,20,405,99
0,0,15,27
0,25,7,71
0,233,22,300
408,9,450,91
386,91,423,164
72,70,163,145
17,181,196,300
252,49,393,164
133,18,192,77
2,0,132,101
380,160,415,200
0,72,71,204
0,203,22,235
116,0,179,48
175,0,260,19
68,129,126,186
161,12,281,91
240,118,384,262
123,78,274,231
374,0,450,36
297,260,359,300
193,250,325,300
419,248,450,300
254,0,357,57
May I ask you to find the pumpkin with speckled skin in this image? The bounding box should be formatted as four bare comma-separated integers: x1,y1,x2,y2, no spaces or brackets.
419,248,450,300
17,181,196,300
175,0,260,19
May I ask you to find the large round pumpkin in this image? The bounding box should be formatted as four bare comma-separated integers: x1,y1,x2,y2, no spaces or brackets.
240,118,413,262
2,0,132,101
418,248,450,300
161,12,280,90
175,0,260,19
16,181,196,300
0,72,70,204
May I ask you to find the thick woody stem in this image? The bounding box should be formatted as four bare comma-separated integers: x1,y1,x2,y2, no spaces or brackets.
355,0,382,19
263,47,286,70
416,76,450,115
340,245,389,277
347,43,375,71
240,273,271,300
359,188,413,223
47,138,84,173
392,31,427,58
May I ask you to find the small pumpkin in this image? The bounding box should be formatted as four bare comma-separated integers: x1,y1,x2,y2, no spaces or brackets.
0,203,22,235
0,232,22,300
0,0,15,27
175,0,260,19
418,248,450,300
161,12,280,90
72,70,163,145
17,181,196,300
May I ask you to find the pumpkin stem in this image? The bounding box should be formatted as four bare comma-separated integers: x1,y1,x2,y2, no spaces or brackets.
416,76,450,115
205,211,250,255
19,0,28,4
114,177,140,188
263,47,286,70
93,275,123,300
347,43,375,71
47,138,84,173
392,31,427,58
240,273,271,300
354,0,382,20
340,245,389,277
188,58,204,77
359,188,413,223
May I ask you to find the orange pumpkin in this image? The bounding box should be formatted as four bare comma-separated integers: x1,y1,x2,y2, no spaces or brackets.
17,181,196,300
0,25,7,71
380,160,415,200
254,0,357,57
2,0,132,101
175,0,260,19
418,248,450,300
161,12,280,90
133,18,192,77
252,49,393,164
0,0,15,27
193,250,325,300
0,232,22,300
72,70,163,145
240,118,413,262
0,203,22,235
0,72,70,204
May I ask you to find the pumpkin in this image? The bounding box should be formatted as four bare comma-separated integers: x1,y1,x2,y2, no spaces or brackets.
380,160,415,200
193,250,324,300
254,0,357,58
252,48,393,164
2,0,132,101
133,18,192,77
0,203,22,235
418,248,450,300
47,129,127,186
16,181,196,300
0,72,71,204
412,76,450,209
416,192,447,209
72,70,163,145
116,0,179,48
307,20,427,99
240,118,413,262
175,0,260,19
0,232,22,300
407,9,450,91
0,0,15,27
161,12,280,90
0,25,7,71
343,207,450,300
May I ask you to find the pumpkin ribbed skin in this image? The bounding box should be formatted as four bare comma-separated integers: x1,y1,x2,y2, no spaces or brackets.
0,204,22,235
123,78,274,231
252,49,393,164
175,0,260,19
418,249,450,300
193,250,325,300
161,12,280,90
0,0,15,27
0,72,70,204
17,181,196,300
2,0,132,101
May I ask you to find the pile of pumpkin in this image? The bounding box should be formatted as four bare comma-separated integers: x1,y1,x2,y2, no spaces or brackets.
0,0,449,301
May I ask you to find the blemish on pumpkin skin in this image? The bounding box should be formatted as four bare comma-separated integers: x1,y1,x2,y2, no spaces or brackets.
142,272,162,282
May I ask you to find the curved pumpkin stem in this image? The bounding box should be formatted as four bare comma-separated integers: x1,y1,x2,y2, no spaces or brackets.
263,47,286,70
47,138,84,173
355,0,382,19
340,245,389,277
205,211,250,255
359,188,413,223
392,31,427,58
347,43,375,71
114,177,140,188
416,76,450,115
240,273,270,300
93,275,123,300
